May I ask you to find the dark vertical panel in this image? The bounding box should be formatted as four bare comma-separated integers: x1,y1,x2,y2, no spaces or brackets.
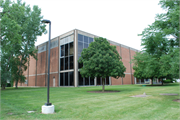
60,58,64,70
97,77,101,85
79,72,83,85
65,57,68,70
69,72,74,86
70,56,73,69
65,72,68,86
60,73,64,86
90,77,94,85
106,77,109,85
65,44,68,56
85,77,89,85
60,45,65,57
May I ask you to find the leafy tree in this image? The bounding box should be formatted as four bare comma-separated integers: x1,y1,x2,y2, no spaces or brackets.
0,0,46,89
78,37,126,92
132,0,179,85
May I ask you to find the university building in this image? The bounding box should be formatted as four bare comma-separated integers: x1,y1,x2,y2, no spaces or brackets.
18,29,141,87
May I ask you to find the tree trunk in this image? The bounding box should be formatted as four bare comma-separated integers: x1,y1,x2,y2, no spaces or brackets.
15,55,24,89
102,78,105,92
1,84,6,90
151,78,153,86
15,81,18,89
162,78,164,86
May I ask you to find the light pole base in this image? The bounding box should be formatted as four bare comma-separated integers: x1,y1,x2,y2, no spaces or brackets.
42,105,55,114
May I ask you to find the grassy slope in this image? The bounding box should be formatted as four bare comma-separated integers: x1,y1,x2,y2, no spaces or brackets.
1,84,180,120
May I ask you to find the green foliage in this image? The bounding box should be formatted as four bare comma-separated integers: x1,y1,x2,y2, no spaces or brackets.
133,0,179,83
78,37,126,91
163,79,171,83
0,0,46,89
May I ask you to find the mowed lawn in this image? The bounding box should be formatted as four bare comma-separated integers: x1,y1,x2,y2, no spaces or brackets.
1,84,180,120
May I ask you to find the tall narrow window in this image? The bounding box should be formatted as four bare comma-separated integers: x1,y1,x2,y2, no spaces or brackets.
69,72,74,86
70,56,73,69
60,73,64,86
65,72,68,86
60,58,64,70
60,45,65,57
69,42,73,55
65,44,68,56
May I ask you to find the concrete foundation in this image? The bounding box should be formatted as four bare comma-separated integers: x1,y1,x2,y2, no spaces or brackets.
42,105,55,114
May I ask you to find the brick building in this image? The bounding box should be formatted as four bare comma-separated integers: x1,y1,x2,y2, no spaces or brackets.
18,29,140,87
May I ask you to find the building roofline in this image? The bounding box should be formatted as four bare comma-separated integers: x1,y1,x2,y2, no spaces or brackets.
36,28,141,52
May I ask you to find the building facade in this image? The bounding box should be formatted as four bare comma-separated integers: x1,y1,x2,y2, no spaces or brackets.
18,29,140,87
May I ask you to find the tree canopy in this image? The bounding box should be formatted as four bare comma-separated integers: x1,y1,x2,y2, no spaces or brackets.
0,0,46,89
133,0,179,85
78,37,126,92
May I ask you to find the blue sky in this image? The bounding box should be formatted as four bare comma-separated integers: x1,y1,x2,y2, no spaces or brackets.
22,0,166,50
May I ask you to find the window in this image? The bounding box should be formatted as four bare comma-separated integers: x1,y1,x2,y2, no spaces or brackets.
60,35,74,71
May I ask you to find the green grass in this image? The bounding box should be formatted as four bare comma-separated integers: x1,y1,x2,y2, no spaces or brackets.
1,83,180,120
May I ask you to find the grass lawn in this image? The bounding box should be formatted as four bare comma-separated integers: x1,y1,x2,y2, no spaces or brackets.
1,83,180,120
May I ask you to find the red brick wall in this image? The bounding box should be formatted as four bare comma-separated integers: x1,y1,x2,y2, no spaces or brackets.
29,55,37,75
28,76,36,86
121,47,130,73
37,75,46,86
123,74,131,84
37,51,46,74
50,47,59,73
111,77,122,85
130,50,136,73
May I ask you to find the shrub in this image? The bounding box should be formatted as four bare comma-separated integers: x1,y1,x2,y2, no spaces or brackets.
163,79,171,83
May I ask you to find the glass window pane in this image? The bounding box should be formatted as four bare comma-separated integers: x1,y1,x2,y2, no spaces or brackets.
106,77,109,85
60,73,64,86
79,72,83,85
65,57,68,70
70,56,73,69
85,77,89,85
69,42,73,55
70,35,74,42
60,38,65,45
84,36,88,43
60,45,65,57
97,77,101,85
65,72,68,86
90,77,94,85
65,44,68,56
60,58,64,70
78,34,83,42
89,37,93,43
78,42,83,56
69,72,74,86
84,43,88,48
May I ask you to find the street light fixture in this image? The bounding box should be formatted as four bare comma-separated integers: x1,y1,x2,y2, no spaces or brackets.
41,19,54,114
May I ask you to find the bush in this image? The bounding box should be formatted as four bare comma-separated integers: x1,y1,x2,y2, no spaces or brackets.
163,80,171,83
6,83,11,87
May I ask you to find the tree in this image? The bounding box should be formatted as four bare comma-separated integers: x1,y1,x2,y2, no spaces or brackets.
132,0,179,85
78,37,126,92
0,0,46,89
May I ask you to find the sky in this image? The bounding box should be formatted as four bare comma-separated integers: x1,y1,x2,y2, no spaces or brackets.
22,0,166,51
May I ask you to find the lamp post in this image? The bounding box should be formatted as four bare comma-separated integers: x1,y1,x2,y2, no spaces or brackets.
41,19,54,114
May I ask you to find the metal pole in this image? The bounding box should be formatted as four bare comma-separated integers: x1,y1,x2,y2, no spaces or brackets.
45,21,51,106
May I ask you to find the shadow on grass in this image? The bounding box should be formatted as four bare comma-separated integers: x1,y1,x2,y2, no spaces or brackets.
1,87,41,91
136,83,180,87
